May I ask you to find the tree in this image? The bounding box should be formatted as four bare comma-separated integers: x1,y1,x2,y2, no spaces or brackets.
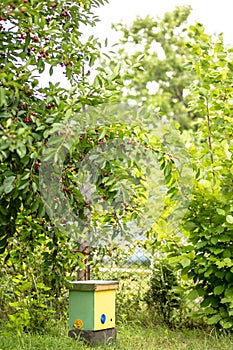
0,0,118,254
0,0,181,254
109,5,197,129
166,24,233,330
110,6,233,330
0,0,151,329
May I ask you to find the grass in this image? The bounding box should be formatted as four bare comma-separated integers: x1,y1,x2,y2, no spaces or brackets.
0,320,233,350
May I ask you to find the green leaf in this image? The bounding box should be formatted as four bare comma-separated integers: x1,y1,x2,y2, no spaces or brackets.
214,285,225,295
180,257,191,268
0,87,6,107
3,176,15,194
221,320,233,329
37,58,45,73
9,301,22,308
89,55,96,67
226,215,233,224
23,34,31,52
98,129,106,140
225,288,233,298
16,144,27,158
187,289,199,300
216,208,225,216
207,314,221,325
210,237,218,245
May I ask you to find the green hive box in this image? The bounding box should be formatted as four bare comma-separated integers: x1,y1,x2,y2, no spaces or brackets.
68,280,118,343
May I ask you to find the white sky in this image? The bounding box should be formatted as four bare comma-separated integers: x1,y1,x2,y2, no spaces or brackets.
94,0,233,45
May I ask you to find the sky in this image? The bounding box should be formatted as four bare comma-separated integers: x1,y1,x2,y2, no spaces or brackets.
93,0,233,45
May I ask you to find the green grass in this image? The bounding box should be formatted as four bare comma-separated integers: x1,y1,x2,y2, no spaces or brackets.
0,321,233,350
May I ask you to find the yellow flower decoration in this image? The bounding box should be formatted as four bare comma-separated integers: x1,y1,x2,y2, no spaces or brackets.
73,319,83,329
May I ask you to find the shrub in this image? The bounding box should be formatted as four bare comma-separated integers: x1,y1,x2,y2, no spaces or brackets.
145,259,184,328
180,187,233,330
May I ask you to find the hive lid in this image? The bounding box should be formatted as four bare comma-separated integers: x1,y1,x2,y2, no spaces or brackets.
68,280,119,291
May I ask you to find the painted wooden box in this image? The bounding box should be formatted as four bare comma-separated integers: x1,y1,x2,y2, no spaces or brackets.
69,280,119,332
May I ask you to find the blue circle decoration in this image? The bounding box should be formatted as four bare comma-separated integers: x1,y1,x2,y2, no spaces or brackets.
100,314,106,324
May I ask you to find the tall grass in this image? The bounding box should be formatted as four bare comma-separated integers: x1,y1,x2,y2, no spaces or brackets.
0,320,232,350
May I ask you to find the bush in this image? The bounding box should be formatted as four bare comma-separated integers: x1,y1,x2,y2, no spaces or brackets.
0,219,85,332
145,259,184,328
179,187,233,330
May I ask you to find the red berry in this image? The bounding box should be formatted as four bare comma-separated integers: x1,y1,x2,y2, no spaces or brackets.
79,136,83,141
35,161,39,171
62,187,71,194
24,0,28,2
50,3,57,8
23,117,32,123
61,10,69,17
21,9,26,14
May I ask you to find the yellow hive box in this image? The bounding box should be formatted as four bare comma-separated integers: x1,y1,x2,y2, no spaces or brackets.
69,280,119,331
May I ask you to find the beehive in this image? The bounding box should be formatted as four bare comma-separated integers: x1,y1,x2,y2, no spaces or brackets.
69,280,119,332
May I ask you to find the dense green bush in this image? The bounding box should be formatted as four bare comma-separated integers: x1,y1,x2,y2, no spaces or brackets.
0,219,85,332
167,23,233,330
180,188,233,330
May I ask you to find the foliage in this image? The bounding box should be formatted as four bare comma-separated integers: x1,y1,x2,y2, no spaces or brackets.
0,215,86,332
0,0,119,254
110,5,197,129
39,120,152,243
0,0,176,253
110,8,233,331
90,242,151,321
0,1,183,332
145,258,184,328
0,0,129,330
166,23,233,330
180,188,233,330
2,1,233,333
